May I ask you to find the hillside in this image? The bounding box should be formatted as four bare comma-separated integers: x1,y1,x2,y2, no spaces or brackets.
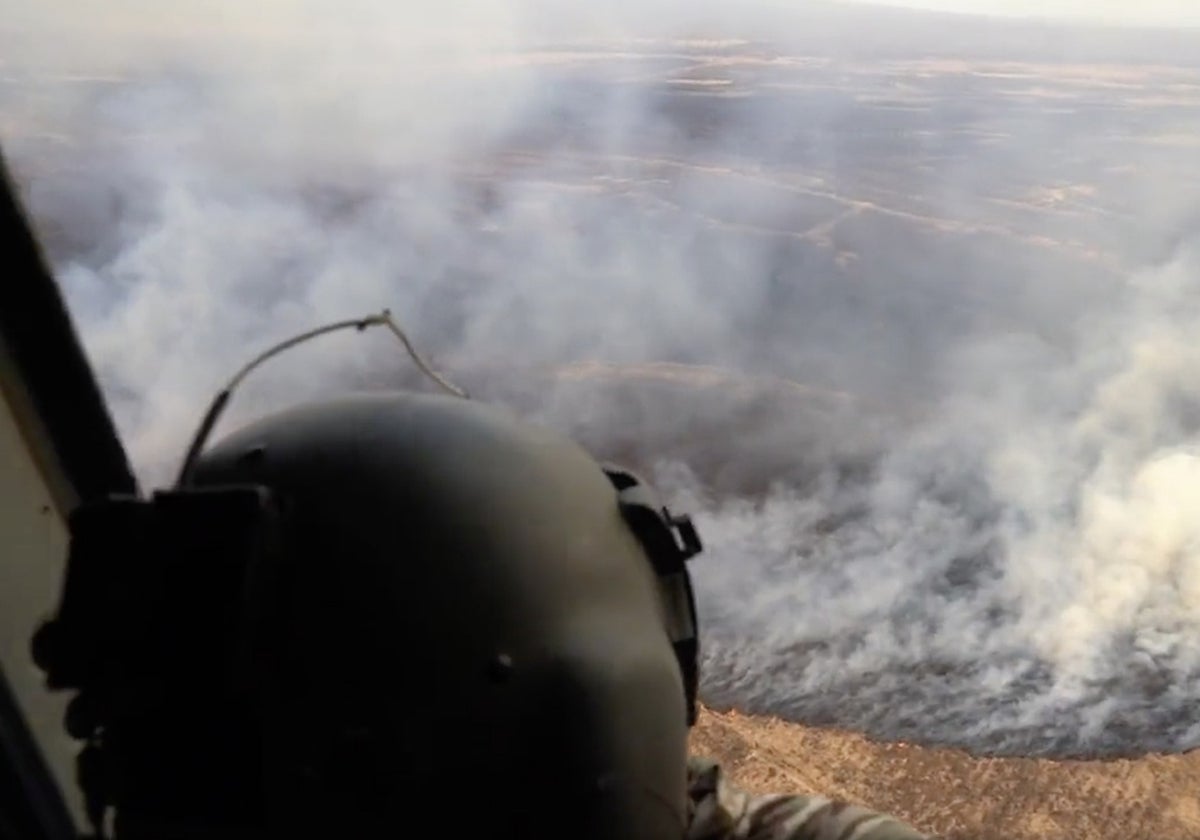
691,704,1200,839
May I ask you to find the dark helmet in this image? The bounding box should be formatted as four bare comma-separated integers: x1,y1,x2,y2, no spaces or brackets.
33,391,703,839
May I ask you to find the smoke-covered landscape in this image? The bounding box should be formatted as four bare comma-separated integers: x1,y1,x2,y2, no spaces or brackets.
6,2,1200,759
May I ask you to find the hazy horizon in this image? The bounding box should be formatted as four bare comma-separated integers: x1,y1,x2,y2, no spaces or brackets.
836,0,1200,29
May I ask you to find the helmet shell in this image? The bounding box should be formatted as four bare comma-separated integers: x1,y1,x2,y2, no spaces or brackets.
192,392,689,838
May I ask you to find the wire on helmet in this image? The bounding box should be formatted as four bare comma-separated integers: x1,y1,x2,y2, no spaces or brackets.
174,309,467,488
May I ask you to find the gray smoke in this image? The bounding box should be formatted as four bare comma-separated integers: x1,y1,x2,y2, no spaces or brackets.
6,1,1200,758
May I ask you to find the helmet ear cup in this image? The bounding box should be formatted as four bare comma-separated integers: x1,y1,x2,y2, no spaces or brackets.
601,465,703,727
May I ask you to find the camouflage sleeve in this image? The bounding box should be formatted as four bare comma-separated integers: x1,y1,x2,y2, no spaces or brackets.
685,757,929,840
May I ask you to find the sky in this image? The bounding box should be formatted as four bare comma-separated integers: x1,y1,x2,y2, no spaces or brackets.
838,0,1200,27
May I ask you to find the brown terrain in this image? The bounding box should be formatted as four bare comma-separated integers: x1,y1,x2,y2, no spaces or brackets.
690,704,1200,839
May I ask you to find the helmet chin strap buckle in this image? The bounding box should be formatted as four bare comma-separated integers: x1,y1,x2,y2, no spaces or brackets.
600,464,703,727
665,512,703,561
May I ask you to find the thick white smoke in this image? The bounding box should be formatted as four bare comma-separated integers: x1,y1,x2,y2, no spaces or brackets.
687,238,1200,755
6,1,1200,757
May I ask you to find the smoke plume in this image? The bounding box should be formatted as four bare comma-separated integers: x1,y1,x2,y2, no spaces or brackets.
6,0,1200,757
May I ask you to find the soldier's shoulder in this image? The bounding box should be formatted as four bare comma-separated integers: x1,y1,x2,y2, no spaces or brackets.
685,755,929,840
